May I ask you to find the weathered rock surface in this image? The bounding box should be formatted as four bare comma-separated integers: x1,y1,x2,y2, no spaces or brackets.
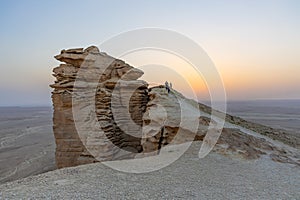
51,46,148,168
141,86,205,153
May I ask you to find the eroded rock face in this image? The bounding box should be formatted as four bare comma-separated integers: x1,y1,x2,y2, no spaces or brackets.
141,86,204,153
51,46,148,168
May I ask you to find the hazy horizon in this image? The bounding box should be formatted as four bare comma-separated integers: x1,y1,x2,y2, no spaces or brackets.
1,98,300,108
1,0,299,106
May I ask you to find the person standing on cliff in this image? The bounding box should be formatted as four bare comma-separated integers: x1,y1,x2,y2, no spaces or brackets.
165,81,170,94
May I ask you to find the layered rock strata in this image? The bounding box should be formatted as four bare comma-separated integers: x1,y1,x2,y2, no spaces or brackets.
51,46,148,168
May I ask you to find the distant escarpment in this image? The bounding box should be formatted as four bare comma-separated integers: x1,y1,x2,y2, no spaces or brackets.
51,46,299,169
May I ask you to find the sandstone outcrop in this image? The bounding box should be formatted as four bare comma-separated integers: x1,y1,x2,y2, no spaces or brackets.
51,46,148,168
51,46,299,169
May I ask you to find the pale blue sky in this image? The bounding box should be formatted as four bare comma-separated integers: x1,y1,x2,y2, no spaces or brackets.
0,0,299,106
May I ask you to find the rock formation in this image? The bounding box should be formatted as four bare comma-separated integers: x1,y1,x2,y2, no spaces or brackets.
51,46,299,169
51,46,148,168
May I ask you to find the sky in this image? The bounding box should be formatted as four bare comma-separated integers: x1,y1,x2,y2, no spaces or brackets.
0,0,299,106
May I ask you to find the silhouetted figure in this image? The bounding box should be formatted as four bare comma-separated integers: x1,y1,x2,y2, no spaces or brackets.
165,81,170,94
170,82,172,89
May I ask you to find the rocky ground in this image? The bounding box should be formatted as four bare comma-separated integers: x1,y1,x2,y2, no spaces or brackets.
0,141,299,199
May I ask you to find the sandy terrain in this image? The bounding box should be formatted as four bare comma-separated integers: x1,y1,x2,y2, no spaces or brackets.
0,107,56,184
